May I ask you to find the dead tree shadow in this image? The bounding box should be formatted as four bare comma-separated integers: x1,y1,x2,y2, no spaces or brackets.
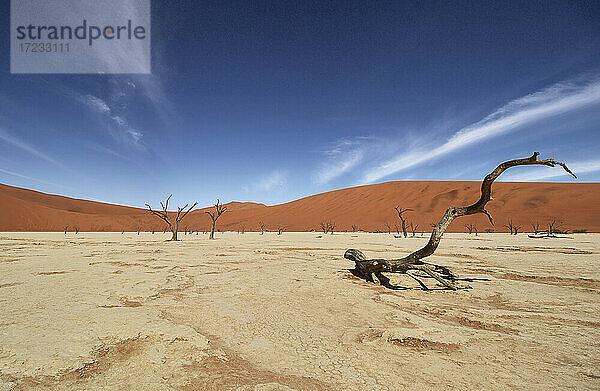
346,267,490,291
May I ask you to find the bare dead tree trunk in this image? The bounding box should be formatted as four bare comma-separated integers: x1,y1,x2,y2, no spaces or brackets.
259,221,265,235
547,220,562,236
351,224,358,232
320,222,328,234
146,195,198,241
277,226,285,235
504,220,515,235
64,226,67,234
531,223,541,234
344,152,575,291
410,223,418,237
395,207,413,238
385,222,391,234
328,222,335,235
465,223,478,235
206,199,227,239
504,220,522,235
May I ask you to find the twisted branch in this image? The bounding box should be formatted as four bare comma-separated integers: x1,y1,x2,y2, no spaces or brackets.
344,152,576,290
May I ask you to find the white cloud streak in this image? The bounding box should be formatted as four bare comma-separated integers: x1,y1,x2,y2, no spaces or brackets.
81,94,143,145
313,138,366,184
500,159,600,181
313,137,390,184
315,150,363,185
0,167,54,185
0,128,61,166
257,170,287,192
361,78,600,184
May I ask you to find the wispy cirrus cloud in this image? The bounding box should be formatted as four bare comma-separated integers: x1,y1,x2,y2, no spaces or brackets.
313,137,389,185
89,143,127,159
80,94,143,145
257,170,287,192
315,150,363,185
0,167,54,185
500,158,600,182
360,77,600,184
0,128,61,166
313,139,365,184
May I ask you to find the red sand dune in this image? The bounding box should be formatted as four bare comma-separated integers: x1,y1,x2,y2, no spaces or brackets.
0,181,598,233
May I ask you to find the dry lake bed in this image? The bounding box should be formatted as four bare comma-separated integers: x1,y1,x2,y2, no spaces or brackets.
0,232,599,390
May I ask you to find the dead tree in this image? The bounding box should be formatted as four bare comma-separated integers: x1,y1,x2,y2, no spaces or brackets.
351,224,358,233
504,220,515,234
394,223,400,235
409,222,419,237
75,227,79,234
146,195,198,241
328,222,336,235
531,223,542,234
64,226,67,234
206,199,227,239
504,220,521,235
277,225,285,235
343,152,575,291
394,206,413,238
385,222,392,234
465,223,478,235
319,222,329,234
259,221,265,235
548,220,562,236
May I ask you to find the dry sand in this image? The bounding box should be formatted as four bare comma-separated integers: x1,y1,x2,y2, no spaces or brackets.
2,181,599,233
0,232,599,390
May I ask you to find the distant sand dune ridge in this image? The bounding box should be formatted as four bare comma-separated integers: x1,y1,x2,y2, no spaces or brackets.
0,181,598,232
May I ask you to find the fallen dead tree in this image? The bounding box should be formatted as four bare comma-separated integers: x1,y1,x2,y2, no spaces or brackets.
343,152,575,290
528,220,569,238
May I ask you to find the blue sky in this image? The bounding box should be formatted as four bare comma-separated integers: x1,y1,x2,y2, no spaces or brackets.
1,1,599,208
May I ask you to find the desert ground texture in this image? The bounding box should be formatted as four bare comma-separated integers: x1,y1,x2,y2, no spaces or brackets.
0,232,599,390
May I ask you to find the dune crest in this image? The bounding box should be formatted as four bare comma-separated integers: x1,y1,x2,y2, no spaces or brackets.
0,181,598,232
